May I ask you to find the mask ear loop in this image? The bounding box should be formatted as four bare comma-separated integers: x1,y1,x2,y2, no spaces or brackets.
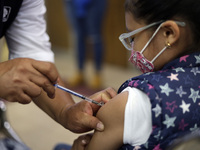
140,23,164,54
150,43,171,63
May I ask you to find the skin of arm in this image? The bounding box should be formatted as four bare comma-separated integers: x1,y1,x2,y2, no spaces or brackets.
34,73,117,133
85,91,129,150
33,75,75,125
0,0,119,133
0,56,117,133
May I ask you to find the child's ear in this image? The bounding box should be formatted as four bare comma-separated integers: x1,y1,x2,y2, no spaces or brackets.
162,21,180,46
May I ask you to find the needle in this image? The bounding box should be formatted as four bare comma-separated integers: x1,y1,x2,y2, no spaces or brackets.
54,84,104,106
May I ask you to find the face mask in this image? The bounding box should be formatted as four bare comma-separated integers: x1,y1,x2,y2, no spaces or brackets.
129,23,168,73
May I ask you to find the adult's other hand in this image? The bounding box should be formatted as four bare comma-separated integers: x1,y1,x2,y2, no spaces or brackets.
0,58,58,104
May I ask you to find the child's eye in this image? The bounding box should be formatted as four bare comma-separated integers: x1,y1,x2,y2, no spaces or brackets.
128,37,134,44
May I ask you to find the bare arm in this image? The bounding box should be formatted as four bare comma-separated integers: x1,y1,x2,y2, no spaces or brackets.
85,91,129,150
2,0,116,133
33,75,75,125
71,88,152,149
34,75,117,133
0,58,117,133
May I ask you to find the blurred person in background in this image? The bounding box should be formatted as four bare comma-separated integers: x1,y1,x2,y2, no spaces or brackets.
63,0,107,89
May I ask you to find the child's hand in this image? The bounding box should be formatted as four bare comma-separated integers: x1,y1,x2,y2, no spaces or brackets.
71,134,93,150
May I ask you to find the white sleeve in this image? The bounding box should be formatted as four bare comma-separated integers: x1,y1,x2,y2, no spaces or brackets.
122,87,152,146
5,0,54,62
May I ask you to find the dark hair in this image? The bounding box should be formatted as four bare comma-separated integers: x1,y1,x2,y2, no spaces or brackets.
125,0,200,50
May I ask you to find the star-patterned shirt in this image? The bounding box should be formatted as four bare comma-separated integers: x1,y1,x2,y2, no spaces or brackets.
118,52,200,150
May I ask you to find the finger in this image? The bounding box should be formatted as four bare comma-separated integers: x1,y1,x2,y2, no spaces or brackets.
14,59,56,98
4,86,32,104
100,87,117,101
64,101,104,133
72,137,83,150
29,73,56,99
105,87,117,98
100,92,113,103
73,134,93,150
80,134,93,146
15,92,32,104
23,81,42,98
72,141,80,150
83,113,104,131
100,87,117,103
90,88,116,103
32,60,58,84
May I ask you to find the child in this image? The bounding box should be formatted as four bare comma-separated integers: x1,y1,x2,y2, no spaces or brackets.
63,0,200,149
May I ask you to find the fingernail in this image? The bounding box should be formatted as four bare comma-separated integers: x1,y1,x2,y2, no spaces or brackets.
82,139,87,145
97,122,104,131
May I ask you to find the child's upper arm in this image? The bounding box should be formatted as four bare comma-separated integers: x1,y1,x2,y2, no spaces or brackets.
86,91,129,150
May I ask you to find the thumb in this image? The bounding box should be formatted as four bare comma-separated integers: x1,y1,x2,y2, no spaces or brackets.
84,114,104,131
96,121,104,131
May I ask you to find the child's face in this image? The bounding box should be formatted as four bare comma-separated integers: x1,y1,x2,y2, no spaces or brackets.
125,12,169,70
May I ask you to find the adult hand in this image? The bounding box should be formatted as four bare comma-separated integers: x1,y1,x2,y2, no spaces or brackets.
71,134,93,150
89,87,117,113
0,58,58,104
59,87,117,133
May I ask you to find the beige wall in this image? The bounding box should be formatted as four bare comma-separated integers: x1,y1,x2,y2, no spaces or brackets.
103,0,127,66
46,0,70,48
46,0,127,67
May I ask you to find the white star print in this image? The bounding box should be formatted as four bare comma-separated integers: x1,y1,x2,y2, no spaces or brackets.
190,124,199,132
155,94,162,102
195,55,200,64
190,67,200,76
154,130,161,140
189,88,200,103
163,114,176,128
160,83,174,96
167,73,179,81
152,104,162,117
174,67,185,73
176,86,187,98
144,142,149,149
179,100,190,114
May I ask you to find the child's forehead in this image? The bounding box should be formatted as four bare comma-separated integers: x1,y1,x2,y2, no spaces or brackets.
125,12,146,31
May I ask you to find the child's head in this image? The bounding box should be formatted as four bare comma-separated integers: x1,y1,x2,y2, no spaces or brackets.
124,0,200,47
120,0,200,72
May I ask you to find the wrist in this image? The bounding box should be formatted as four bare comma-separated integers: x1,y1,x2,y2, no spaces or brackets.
57,102,74,128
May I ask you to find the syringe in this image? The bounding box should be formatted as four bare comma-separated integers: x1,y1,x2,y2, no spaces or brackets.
54,84,104,106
